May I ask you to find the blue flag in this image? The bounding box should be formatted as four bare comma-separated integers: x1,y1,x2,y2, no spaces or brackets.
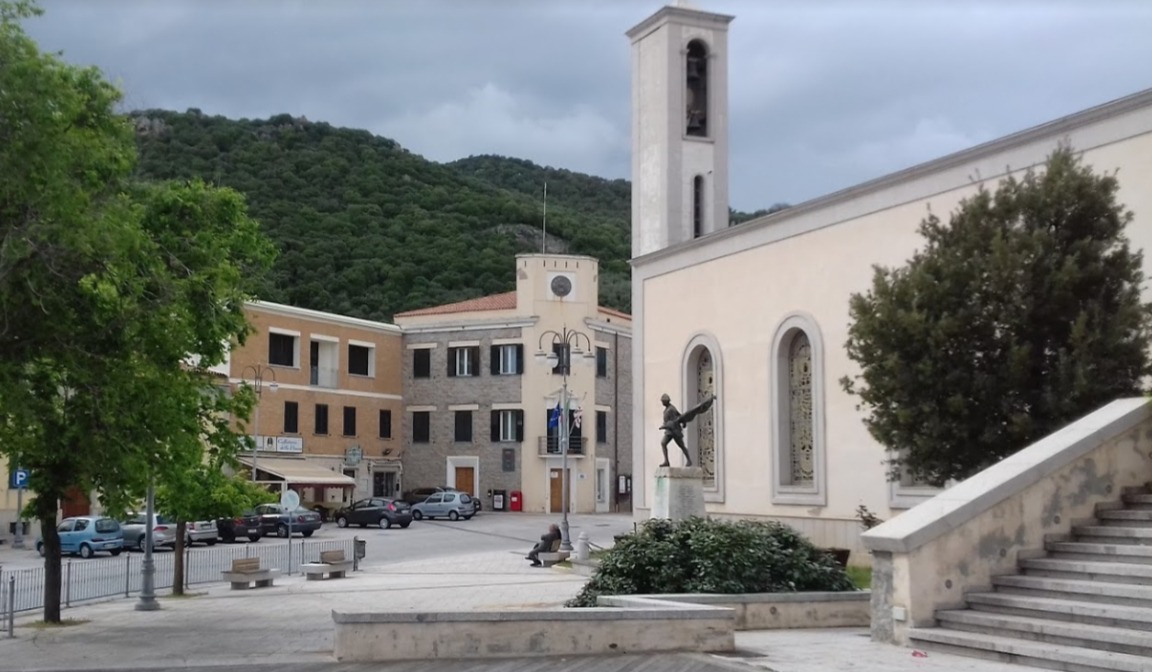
548,401,562,429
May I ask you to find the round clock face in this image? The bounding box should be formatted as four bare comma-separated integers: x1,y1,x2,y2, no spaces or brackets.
550,275,572,298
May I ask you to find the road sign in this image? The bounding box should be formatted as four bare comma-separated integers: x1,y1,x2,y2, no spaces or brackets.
280,489,300,511
9,468,29,490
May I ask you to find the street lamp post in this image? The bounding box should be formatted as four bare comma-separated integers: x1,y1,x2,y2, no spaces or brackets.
135,478,158,611
535,326,595,552
241,365,278,481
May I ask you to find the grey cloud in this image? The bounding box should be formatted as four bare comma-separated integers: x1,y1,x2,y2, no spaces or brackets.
24,0,1152,211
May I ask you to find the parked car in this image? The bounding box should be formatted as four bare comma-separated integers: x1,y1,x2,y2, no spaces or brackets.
253,503,322,538
333,498,413,529
36,516,124,558
403,486,481,514
217,511,262,543
185,519,218,546
411,491,475,521
120,513,177,552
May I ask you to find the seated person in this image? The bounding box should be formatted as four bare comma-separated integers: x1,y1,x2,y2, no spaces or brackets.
526,523,561,566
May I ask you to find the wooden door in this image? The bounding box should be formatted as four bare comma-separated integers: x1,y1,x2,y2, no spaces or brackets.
454,466,475,497
61,487,90,518
550,468,570,512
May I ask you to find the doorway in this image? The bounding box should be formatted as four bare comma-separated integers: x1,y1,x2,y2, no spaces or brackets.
454,466,475,497
549,468,570,513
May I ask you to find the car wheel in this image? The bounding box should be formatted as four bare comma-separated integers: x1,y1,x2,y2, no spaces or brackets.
247,535,260,543
412,510,423,521
380,516,392,529
110,549,122,557
277,524,289,538
79,543,93,559
399,522,411,529
336,516,348,528
36,542,44,557
464,515,473,520
205,538,217,546
302,530,313,538
137,537,147,552
448,511,459,521
221,531,234,544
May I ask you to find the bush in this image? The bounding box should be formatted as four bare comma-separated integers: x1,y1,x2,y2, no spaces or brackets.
566,517,857,607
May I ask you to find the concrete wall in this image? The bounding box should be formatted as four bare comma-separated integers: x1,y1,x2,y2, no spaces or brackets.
601,591,870,630
861,398,1152,645
332,605,734,661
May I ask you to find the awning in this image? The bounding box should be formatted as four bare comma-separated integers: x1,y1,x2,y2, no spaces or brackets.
237,457,356,487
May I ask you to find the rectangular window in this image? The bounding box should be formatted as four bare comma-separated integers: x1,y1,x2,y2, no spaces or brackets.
454,410,473,442
448,346,479,377
342,406,357,436
348,343,374,377
490,344,524,375
378,409,392,439
502,448,516,473
596,410,608,443
413,349,431,379
490,409,524,443
596,347,608,378
314,404,329,435
412,411,431,443
268,332,297,367
283,401,299,434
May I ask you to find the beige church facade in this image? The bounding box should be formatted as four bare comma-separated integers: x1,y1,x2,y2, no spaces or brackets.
628,5,1152,558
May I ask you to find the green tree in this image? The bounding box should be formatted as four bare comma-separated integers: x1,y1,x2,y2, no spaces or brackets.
0,3,276,621
841,146,1152,486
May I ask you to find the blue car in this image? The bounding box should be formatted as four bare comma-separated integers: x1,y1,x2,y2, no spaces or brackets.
36,516,124,559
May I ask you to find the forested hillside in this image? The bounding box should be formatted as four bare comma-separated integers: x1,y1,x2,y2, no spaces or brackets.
131,110,763,321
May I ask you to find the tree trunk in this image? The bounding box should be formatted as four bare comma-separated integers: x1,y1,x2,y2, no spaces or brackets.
36,501,62,623
173,521,186,596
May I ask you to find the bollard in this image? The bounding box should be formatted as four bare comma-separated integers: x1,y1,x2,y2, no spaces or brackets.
576,532,590,562
7,575,13,638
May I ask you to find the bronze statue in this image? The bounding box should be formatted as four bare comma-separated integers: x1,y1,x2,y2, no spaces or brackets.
658,392,717,467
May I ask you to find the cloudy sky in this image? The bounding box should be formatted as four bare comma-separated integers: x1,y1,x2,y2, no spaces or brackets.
23,0,1152,212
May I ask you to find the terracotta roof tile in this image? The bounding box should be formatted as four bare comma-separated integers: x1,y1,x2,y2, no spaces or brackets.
598,306,632,320
394,291,518,318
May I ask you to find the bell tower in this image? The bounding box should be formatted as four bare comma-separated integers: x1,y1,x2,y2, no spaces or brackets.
628,3,734,258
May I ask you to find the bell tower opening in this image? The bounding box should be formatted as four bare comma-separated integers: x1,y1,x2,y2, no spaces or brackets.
686,40,709,137
693,175,705,238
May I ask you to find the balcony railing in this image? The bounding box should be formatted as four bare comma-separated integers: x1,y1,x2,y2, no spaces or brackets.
310,365,338,388
537,436,586,457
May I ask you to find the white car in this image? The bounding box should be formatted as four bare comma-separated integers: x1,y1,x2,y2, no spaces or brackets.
185,519,218,546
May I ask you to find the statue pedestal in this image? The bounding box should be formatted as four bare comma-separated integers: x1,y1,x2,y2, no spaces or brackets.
651,466,706,521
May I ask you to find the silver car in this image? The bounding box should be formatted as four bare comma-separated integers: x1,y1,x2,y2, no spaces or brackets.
411,492,474,521
121,513,177,552
185,519,218,546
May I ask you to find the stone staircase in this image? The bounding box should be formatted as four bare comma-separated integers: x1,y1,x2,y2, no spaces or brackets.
908,485,1152,672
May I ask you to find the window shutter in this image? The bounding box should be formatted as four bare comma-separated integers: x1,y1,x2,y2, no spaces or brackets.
490,411,500,442
515,345,524,374
447,349,455,377
470,347,480,376
515,410,525,442
490,346,499,375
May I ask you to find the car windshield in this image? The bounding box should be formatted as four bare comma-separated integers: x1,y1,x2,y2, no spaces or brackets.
94,519,119,533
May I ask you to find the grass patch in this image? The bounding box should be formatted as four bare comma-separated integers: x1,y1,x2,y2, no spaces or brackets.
846,565,872,590
24,618,88,629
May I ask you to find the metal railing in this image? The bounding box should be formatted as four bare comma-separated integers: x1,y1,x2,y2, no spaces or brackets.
0,537,354,621
537,435,586,456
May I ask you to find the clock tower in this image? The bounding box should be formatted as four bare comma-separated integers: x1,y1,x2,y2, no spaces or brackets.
627,4,734,258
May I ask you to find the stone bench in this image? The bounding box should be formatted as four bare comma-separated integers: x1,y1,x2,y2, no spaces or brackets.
221,556,280,590
302,549,354,580
537,539,569,567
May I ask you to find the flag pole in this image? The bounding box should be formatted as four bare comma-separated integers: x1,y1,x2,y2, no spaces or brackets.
541,182,548,254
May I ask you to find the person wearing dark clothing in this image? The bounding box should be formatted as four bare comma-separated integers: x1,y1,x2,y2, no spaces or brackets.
526,523,561,566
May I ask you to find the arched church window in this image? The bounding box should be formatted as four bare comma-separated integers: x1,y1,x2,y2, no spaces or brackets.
787,331,814,486
686,40,708,137
693,175,705,238
695,347,716,486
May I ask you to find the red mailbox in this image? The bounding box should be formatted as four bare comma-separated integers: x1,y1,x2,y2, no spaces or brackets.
509,490,523,512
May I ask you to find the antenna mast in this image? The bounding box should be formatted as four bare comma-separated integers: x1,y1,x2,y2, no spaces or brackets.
541,182,548,254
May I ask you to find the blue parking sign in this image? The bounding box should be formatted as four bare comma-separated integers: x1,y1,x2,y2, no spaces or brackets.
9,468,29,490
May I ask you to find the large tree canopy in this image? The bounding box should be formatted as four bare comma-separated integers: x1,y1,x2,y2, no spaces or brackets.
0,1,275,621
842,146,1152,486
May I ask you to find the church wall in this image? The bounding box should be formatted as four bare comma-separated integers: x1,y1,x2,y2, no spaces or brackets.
635,123,1152,560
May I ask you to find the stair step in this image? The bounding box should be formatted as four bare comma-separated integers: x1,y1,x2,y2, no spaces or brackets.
1021,557,1152,584
994,574,1152,608
1122,493,1152,505
966,592,1152,630
1047,542,1152,564
909,627,1152,672
1100,509,1152,522
1073,525,1152,543
935,609,1152,657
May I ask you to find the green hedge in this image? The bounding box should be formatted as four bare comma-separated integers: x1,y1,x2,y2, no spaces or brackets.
567,517,857,607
